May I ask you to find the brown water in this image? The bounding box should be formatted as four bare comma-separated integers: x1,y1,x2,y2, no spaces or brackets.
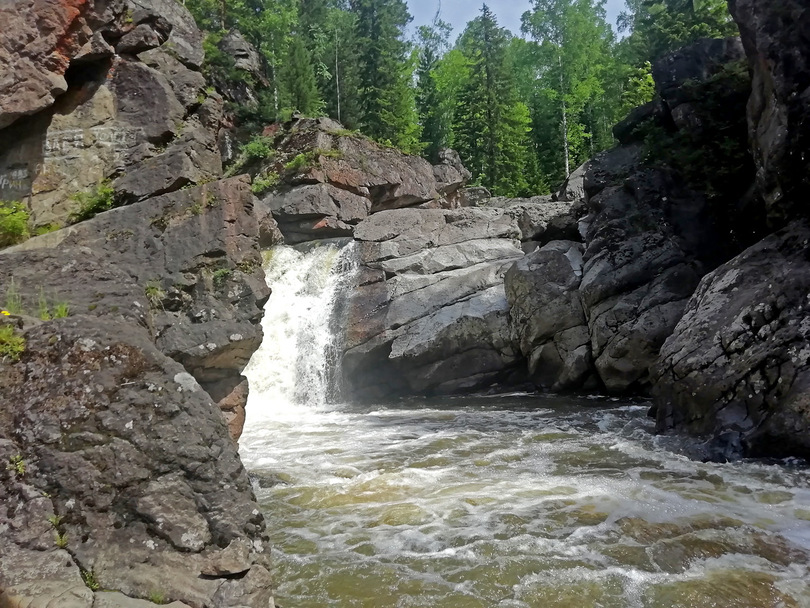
239,396,810,608
240,245,810,607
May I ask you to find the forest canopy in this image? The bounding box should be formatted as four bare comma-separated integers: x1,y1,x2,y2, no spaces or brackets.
186,0,738,196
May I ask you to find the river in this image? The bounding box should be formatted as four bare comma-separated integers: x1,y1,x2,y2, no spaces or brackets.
239,244,810,608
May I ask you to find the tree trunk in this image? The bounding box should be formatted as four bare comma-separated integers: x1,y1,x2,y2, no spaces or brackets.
335,28,341,123
559,54,570,178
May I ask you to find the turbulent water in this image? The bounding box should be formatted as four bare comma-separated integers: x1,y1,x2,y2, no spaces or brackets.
241,245,810,608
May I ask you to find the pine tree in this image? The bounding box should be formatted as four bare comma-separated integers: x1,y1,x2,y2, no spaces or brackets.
350,0,420,150
280,34,323,115
454,5,532,196
415,19,452,161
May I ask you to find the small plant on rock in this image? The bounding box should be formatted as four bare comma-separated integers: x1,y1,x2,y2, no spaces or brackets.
0,326,25,363
55,531,69,549
212,268,231,287
242,136,275,160
145,281,165,309
0,201,30,248
251,171,280,195
148,590,167,604
6,454,25,476
80,569,100,591
4,278,23,314
69,180,116,224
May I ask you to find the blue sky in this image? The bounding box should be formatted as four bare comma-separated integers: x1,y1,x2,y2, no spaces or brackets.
406,0,627,39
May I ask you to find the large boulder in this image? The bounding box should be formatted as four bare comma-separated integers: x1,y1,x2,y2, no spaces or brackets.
729,0,810,225
577,149,717,392
341,207,524,399
0,318,273,607
505,241,594,391
653,220,810,459
0,0,95,130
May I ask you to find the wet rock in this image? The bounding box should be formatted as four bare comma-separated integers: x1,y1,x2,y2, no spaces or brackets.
653,220,810,458
505,241,593,391
343,207,524,399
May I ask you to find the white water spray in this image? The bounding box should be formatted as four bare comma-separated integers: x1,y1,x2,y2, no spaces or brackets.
243,242,357,425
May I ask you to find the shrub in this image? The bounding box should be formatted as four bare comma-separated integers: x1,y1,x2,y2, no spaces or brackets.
251,171,280,194
0,201,30,248
4,278,23,315
242,136,275,160
69,180,116,224
0,326,25,362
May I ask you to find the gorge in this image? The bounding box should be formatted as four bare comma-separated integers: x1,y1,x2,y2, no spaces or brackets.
1,0,810,606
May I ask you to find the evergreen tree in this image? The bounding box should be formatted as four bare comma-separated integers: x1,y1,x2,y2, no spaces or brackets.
280,34,323,115
618,0,738,64
415,19,452,161
351,0,420,150
454,5,532,196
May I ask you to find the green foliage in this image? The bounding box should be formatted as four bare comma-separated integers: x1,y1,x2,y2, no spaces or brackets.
284,147,342,172
55,531,69,549
69,180,116,224
642,59,751,198
212,268,231,286
33,223,61,236
81,569,100,591
280,34,324,115
145,281,165,309
251,171,281,194
6,453,25,475
618,0,738,65
0,201,30,248
242,136,276,160
47,514,64,528
148,591,167,605
4,278,23,315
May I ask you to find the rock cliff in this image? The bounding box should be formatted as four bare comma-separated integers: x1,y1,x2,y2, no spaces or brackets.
0,0,275,605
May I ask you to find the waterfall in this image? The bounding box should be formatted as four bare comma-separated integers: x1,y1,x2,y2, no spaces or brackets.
243,242,357,424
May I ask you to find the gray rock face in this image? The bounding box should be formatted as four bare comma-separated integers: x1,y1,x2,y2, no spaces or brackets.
729,0,810,226
0,319,273,607
505,241,593,391
579,156,709,392
653,220,810,458
1,176,269,440
0,0,219,228
342,207,524,399
0,0,93,130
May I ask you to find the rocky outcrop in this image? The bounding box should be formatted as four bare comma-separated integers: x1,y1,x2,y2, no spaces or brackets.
341,207,524,399
653,221,810,459
1,176,268,440
0,179,272,608
250,118,472,244
505,241,593,391
729,0,810,226
0,318,273,607
0,0,222,228
0,0,276,603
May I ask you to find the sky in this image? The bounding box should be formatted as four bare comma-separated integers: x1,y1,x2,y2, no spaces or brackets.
406,0,627,39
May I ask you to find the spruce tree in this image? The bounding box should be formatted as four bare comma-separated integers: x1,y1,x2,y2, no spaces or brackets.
350,0,420,150
280,34,323,115
454,5,531,196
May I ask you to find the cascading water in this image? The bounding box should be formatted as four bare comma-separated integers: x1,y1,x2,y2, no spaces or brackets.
242,242,357,424
240,243,810,608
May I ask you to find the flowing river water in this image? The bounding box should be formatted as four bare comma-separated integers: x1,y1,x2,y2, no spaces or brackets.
240,244,810,608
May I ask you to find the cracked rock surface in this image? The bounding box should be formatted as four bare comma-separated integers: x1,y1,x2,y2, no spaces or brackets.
653,220,810,458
